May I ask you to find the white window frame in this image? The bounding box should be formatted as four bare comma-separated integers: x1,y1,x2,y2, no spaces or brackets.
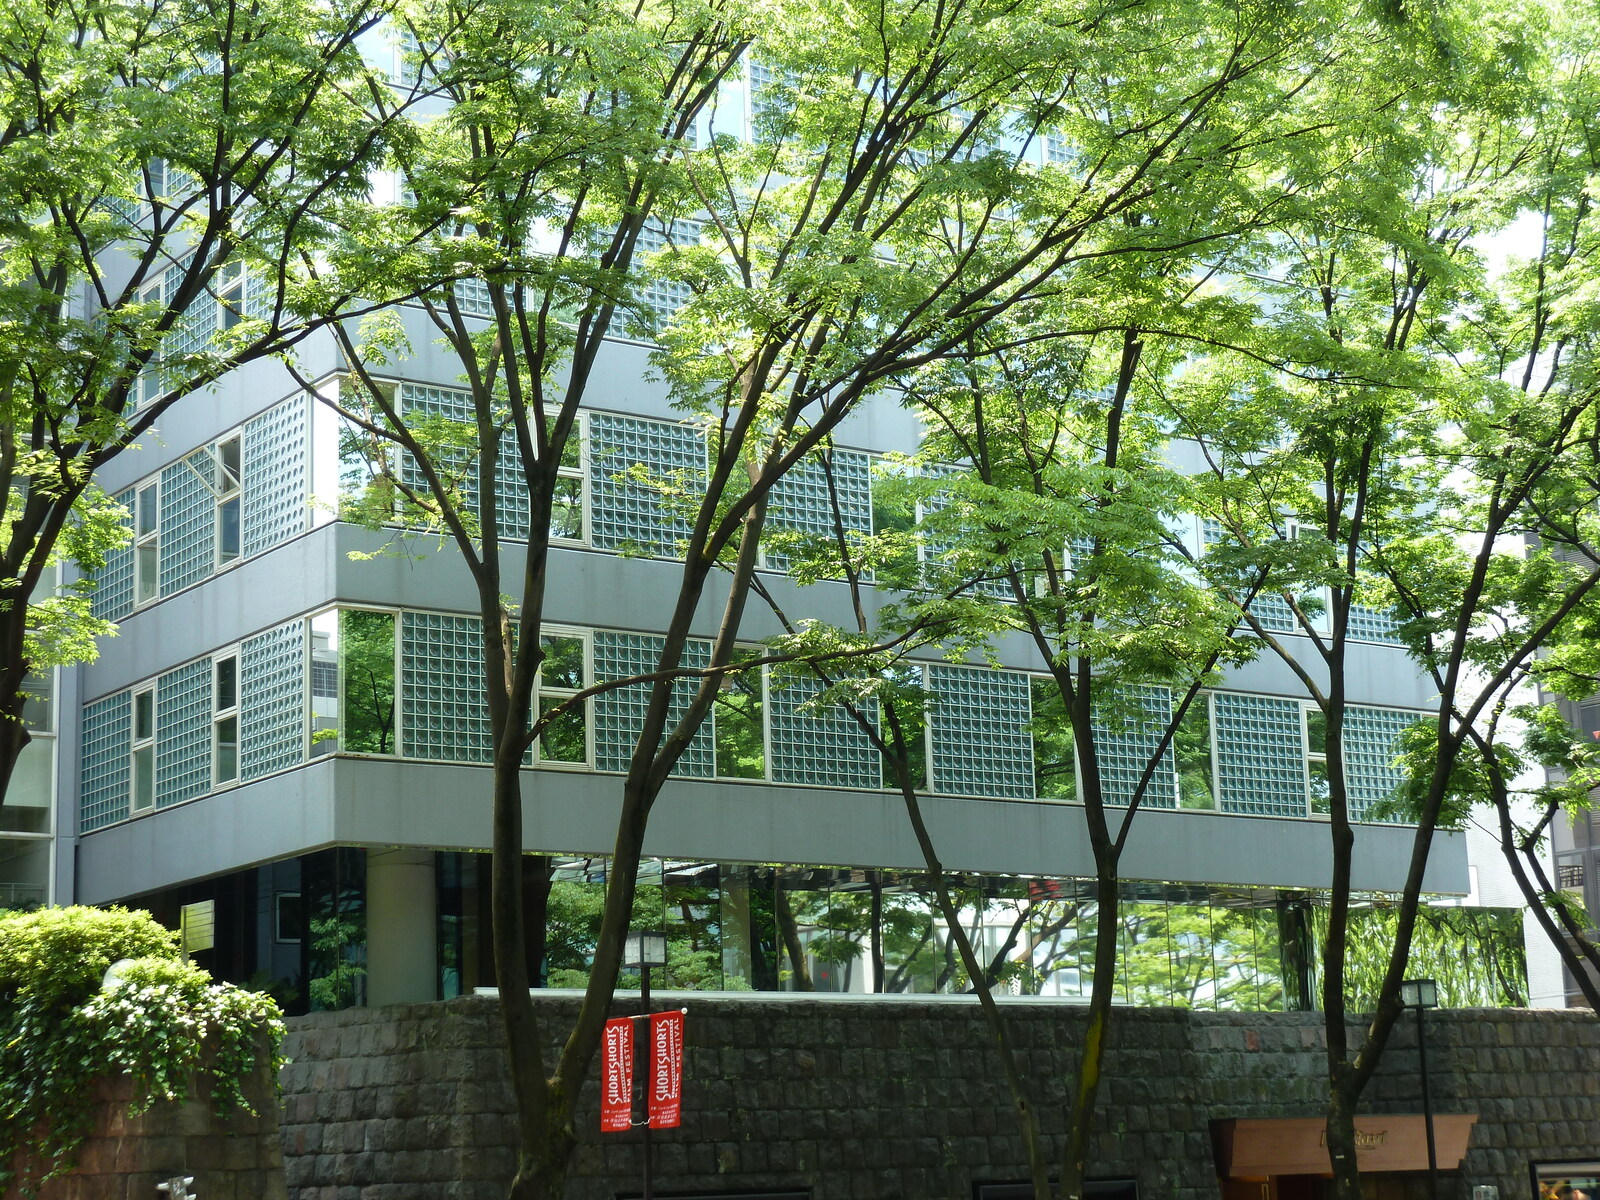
1302,703,1330,819
133,480,160,607
215,260,245,331
550,412,589,547
533,626,592,770
131,686,156,812
133,274,167,409
212,647,241,788
211,434,243,569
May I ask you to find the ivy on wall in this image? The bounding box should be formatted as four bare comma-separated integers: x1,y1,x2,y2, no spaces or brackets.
0,906,284,1195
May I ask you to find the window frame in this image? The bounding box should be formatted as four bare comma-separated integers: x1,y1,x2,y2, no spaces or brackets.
133,480,160,608
212,434,243,569
212,647,241,788
130,685,156,812
1302,703,1330,819
549,411,589,547
533,626,592,770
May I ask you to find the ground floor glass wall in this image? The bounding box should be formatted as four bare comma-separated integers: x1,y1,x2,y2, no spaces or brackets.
123,849,1528,1015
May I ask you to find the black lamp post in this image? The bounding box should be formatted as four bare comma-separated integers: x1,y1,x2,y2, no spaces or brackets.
1400,978,1440,1200
624,929,669,1200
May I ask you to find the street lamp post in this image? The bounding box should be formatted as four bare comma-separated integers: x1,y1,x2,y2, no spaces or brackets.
1400,978,1440,1200
624,929,669,1200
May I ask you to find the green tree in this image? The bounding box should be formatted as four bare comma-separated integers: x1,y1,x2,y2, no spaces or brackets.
1174,8,1600,1196
0,0,424,807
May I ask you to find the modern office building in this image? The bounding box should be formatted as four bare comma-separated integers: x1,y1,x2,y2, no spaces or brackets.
23,287,1494,1014
1,49,1527,1016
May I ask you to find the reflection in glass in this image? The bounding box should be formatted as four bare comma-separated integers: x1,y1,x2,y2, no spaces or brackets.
1030,678,1076,800
714,652,764,779
341,610,396,755
1175,696,1214,809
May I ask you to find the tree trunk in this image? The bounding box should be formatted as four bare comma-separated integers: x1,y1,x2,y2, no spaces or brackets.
1059,869,1119,1200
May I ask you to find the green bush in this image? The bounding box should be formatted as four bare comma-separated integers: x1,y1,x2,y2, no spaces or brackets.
0,906,284,1196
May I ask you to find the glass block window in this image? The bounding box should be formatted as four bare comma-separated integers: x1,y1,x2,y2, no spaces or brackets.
1091,685,1177,809
1201,517,1297,633
400,611,491,763
80,693,131,832
155,659,212,808
927,664,1032,799
158,455,214,594
241,621,307,779
243,397,310,557
1345,705,1420,823
1213,692,1305,817
398,383,533,540
92,489,136,622
589,414,703,557
769,674,879,789
439,275,495,317
918,469,1015,600
592,631,714,776
1348,604,1404,645
632,218,700,325
764,449,873,573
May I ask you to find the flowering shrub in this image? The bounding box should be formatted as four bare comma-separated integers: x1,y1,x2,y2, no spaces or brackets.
0,906,284,1196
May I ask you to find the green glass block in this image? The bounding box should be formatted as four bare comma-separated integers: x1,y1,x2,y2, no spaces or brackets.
928,664,1032,798
399,383,534,540
156,659,212,807
400,611,491,763
632,218,699,326
1348,605,1404,645
1345,705,1420,823
592,631,714,776
80,693,132,832
918,467,1014,600
91,489,135,622
769,673,879,789
589,414,703,557
159,455,215,594
242,621,307,779
764,449,873,573
243,398,309,556
1091,685,1177,809
1213,692,1304,817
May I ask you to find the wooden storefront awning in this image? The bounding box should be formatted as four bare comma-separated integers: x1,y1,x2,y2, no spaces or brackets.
1212,1115,1479,1178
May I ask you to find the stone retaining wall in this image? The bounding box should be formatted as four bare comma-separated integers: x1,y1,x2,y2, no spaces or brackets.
5,1045,287,1200
279,996,1600,1200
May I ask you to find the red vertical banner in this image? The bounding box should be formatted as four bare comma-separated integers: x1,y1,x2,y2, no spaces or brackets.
647,1009,684,1129
600,1016,634,1132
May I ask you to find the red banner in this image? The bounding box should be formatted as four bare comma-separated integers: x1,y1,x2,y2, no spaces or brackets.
600,1017,634,1132
647,1009,684,1129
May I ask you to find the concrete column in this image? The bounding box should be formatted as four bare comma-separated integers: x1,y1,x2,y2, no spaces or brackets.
365,847,438,1006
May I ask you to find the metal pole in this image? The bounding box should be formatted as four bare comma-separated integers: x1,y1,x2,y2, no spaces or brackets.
1417,1001,1438,1200
641,962,653,1200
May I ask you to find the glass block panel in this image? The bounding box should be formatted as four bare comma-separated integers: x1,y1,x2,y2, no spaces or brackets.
1091,685,1177,809
919,470,1014,600
242,621,307,779
401,611,492,762
927,664,1032,799
243,397,310,556
92,489,135,622
399,383,532,540
592,631,714,776
156,659,212,807
158,455,214,594
633,218,700,324
1201,518,1300,634
765,449,873,573
769,674,879,789
80,693,131,832
589,414,703,557
1348,604,1404,645
439,276,495,317
1345,705,1419,823
169,287,216,359
1213,692,1304,817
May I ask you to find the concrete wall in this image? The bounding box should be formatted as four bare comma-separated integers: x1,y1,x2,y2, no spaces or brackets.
279,994,1600,1200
